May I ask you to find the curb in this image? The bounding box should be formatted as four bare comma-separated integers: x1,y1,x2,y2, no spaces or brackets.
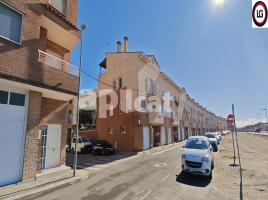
1,177,80,200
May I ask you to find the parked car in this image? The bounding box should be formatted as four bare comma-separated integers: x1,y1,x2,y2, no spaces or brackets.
71,136,92,153
255,128,262,133
221,130,230,136
92,140,115,155
204,132,219,145
181,136,217,177
213,132,222,143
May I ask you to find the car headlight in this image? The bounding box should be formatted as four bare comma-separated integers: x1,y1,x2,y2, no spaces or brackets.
201,156,209,162
182,154,187,159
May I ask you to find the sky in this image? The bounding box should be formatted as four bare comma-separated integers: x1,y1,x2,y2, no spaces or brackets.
71,0,268,127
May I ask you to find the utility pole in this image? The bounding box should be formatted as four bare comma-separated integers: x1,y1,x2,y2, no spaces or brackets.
73,24,87,178
232,104,243,200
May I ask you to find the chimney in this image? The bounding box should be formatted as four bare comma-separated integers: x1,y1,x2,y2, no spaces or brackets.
124,36,128,53
116,41,121,52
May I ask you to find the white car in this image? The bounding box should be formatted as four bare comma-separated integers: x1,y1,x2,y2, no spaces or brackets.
214,132,222,142
181,136,217,177
71,136,92,153
205,132,219,145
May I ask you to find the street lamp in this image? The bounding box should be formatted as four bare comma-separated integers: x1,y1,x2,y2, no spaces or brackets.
73,23,87,177
261,108,268,123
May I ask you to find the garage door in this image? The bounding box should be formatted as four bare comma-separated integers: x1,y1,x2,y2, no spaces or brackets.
161,127,166,145
168,128,172,144
143,127,150,150
0,90,26,187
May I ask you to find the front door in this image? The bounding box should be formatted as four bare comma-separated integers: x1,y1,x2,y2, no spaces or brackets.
143,127,150,150
41,124,61,170
161,127,166,145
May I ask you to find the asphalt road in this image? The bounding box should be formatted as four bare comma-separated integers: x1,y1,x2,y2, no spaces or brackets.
24,133,268,200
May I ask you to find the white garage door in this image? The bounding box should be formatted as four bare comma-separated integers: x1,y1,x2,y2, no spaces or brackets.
168,128,172,144
143,127,150,150
161,127,166,145
0,90,26,187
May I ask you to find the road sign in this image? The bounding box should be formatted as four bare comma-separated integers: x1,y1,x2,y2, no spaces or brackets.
227,114,235,125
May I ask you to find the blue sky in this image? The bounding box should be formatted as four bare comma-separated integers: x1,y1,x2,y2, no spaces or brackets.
71,0,268,127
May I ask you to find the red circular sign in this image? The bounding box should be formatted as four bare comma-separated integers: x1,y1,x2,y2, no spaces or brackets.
252,1,268,27
227,114,235,124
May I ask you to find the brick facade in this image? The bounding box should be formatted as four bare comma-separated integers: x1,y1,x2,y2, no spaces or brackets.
22,92,70,180
0,0,79,183
23,91,42,180
0,0,79,95
96,99,175,152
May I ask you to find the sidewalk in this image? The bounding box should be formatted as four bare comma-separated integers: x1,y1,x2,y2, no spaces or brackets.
0,141,185,200
0,166,79,200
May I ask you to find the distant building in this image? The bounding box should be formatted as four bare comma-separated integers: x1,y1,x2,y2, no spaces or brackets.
79,89,97,111
79,89,97,129
239,123,268,132
96,37,227,152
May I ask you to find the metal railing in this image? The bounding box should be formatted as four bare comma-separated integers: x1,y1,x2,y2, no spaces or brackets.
38,50,79,77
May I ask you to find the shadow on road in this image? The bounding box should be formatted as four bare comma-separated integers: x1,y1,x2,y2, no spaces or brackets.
66,152,137,170
176,171,212,187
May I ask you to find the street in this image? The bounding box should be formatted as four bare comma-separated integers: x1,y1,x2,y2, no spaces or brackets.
23,133,268,200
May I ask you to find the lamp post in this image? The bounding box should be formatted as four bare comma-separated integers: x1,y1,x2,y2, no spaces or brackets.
73,24,87,177
261,108,268,123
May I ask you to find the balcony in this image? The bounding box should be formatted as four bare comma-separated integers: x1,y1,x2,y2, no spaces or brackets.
38,50,79,77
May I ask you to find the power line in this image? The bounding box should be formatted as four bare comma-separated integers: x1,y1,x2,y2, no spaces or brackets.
81,67,115,85
80,68,114,87
80,69,140,92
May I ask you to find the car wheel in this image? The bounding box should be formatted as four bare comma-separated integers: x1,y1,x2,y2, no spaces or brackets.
211,161,214,170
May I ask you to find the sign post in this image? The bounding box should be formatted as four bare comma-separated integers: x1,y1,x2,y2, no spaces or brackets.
227,113,236,165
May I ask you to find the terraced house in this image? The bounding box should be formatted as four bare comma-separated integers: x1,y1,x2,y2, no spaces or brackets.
0,0,79,187
97,37,227,152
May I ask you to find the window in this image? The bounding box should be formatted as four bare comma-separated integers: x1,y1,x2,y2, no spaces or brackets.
113,81,117,90
140,100,146,111
120,127,126,134
49,0,68,15
119,78,122,88
9,92,25,106
0,2,23,44
108,128,113,135
0,90,8,104
146,78,154,95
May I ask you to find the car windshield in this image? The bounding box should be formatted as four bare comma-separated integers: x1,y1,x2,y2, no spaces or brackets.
82,137,90,142
206,134,216,138
185,138,209,150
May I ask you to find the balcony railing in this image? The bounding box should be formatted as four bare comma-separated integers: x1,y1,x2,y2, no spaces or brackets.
38,50,79,77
